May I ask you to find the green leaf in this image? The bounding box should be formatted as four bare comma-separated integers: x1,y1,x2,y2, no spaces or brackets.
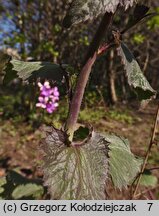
147,7,159,30
63,0,136,27
41,126,141,199
12,184,44,199
0,171,44,200
117,42,156,100
3,59,64,84
105,134,142,189
0,177,7,194
41,126,109,200
139,170,158,187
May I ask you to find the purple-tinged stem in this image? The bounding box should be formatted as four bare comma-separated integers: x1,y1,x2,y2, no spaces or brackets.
65,54,97,141
65,12,113,141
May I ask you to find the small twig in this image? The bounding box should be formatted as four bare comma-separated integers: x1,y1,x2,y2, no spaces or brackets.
132,104,159,199
147,166,159,171
134,184,159,199
143,41,150,74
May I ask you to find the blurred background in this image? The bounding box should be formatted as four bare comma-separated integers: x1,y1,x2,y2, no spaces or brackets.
0,0,159,199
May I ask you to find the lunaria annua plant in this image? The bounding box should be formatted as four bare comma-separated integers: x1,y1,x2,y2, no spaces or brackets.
0,0,157,200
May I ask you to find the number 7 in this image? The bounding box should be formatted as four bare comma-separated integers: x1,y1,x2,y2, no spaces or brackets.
147,203,153,211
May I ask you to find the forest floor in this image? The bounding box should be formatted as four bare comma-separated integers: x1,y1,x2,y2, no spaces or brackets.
0,100,159,200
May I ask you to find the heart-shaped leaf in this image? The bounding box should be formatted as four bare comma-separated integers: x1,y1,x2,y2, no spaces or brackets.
41,126,141,199
117,42,156,100
3,59,65,84
63,0,136,27
41,126,109,200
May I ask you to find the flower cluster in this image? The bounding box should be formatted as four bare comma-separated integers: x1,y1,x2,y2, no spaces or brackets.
36,81,59,113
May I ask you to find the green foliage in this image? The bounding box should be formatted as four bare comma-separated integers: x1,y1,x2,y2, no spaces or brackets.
12,184,44,200
79,107,105,122
0,86,69,128
148,150,159,165
37,42,59,57
132,33,145,44
139,171,158,187
108,110,133,124
117,42,156,100
53,24,62,33
0,84,38,122
84,90,101,107
0,171,44,200
79,36,90,46
147,7,159,29
0,177,6,199
79,110,103,123
41,126,141,199
63,0,136,27
14,34,26,44
3,58,65,84
107,134,142,189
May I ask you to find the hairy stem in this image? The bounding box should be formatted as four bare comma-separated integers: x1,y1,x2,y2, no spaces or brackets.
65,12,113,141
132,104,159,199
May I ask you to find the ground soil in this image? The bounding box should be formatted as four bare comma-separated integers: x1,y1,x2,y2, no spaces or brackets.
0,101,159,199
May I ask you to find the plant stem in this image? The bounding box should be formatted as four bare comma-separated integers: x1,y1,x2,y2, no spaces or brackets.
83,12,113,66
132,104,159,199
65,12,113,141
65,54,97,141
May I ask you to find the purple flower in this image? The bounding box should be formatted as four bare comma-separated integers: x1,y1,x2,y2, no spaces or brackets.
46,102,58,113
38,81,53,97
36,81,59,113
